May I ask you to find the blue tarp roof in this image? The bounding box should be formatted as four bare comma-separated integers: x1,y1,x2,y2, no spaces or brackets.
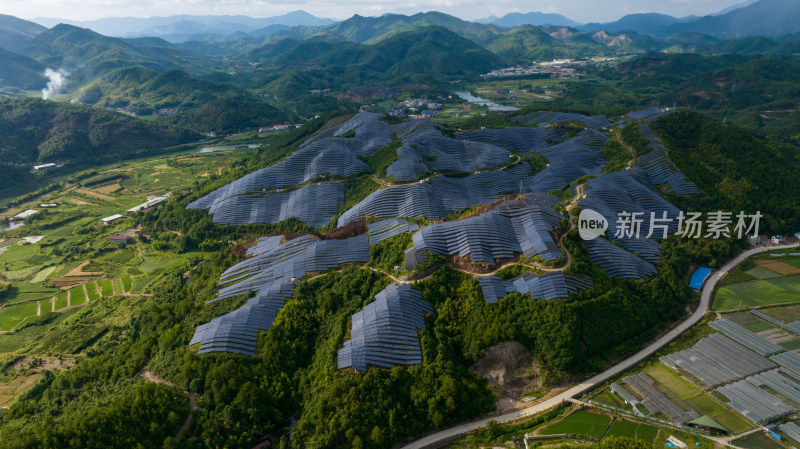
690,267,712,290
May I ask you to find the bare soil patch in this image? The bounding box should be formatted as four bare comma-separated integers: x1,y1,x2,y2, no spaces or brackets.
471,341,541,402
754,259,800,276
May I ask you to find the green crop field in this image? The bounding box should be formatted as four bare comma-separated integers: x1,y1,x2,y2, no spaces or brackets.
540,410,612,437
112,278,124,295
54,292,68,311
712,411,752,434
97,280,114,297
744,266,782,280
30,266,56,283
68,285,86,306
762,304,800,322
604,419,658,444
85,283,101,302
121,277,132,293
0,302,39,332
725,312,776,332
713,275,800,311
734,432,785,449
642,363,701,400
684,393,726,417
140,256,178,273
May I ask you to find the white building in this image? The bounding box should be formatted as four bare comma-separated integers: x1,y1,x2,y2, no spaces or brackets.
101,214,123,224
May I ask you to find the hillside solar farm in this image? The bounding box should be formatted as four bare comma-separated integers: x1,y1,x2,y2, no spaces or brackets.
186,109,700,363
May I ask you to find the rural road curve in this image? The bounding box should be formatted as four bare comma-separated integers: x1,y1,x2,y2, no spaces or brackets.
398,242,799,449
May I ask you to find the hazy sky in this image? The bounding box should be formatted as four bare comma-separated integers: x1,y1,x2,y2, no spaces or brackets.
6,0,751,23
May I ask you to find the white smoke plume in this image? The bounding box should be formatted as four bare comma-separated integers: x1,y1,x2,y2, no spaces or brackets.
41,68,67,100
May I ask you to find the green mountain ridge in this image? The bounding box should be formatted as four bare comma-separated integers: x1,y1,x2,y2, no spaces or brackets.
0,98,200,194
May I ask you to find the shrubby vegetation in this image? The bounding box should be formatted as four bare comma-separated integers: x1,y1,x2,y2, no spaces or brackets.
651,110,800,233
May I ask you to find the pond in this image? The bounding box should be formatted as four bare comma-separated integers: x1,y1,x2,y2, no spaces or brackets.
198,143,262,154
454,91,519,112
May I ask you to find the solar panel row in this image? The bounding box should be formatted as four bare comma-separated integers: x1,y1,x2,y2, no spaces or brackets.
455,127,565,153
514,111,612,129
188,112,392,226
477,272,594,303
190,235,371,356
338,283,433,371
337,166,559,227
367,218,420,246
404,204,563,269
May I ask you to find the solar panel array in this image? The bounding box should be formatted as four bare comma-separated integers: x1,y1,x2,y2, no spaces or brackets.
623,373,699,424
659,333,776,388
367,218,419,246
386,133,512,182
478,272,594,303
246,235,283,257
189,282,296,355
455,127,565,152
577,170,685,279
216,235,370,302
337,165,559,226
634,124,700,195
202,182,346,227
190,235,371,356
715,379,794,424
709,319,783,356
751,310,800,335
188,112,392,226
338,283,433,371
514,111,612,129
525,130,609,192
404,205,563,269
583,237,657,279
579,170,682,239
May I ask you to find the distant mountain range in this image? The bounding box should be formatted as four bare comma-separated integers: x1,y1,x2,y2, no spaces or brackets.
30,11,336,43
478,12,579,28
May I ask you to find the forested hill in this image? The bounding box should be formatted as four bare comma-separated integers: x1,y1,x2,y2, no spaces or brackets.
651,110,800,232
0,98,200,194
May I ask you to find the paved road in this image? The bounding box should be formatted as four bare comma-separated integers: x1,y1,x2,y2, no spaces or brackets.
399,243,799,449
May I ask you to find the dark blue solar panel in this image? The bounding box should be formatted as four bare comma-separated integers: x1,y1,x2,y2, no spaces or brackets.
338,283,433,371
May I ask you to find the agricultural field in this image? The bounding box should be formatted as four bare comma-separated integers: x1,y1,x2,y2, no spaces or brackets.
463,78,568,109
734,432,786,449
539,410,612,437
605,419,659,444
0,144,249,407
713,254,800,311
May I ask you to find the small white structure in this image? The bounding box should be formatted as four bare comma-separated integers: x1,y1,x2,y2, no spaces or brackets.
101,214,123,224
748,234,760,246
126,194,170,214
667,435,688,449
33,163,57,171
39,203,58,208
771,235,785,245
13,210,38,219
